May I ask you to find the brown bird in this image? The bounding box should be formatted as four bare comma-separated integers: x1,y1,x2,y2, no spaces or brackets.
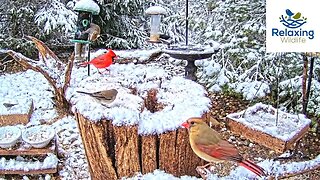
77,89,118,106
82,23,101,42
182,117,266,177
3,103,18,110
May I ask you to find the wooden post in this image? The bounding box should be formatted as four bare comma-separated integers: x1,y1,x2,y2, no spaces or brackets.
75,112,210,179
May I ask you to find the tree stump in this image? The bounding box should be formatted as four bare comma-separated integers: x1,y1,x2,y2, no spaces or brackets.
75,112,209,179
69,64,212,179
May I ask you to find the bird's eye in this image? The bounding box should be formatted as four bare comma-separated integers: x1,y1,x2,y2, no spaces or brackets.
190,121,195,125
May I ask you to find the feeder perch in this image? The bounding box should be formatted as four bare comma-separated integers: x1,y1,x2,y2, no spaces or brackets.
145,6,167,43
71,0,100,62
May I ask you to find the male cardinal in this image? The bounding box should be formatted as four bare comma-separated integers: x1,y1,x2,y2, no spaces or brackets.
79,49,117,73
182,117,266,177
77,89,118,106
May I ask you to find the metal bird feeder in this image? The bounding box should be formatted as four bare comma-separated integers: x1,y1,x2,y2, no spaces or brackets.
145,6,167,43
144,2,219,81
72,0,100,75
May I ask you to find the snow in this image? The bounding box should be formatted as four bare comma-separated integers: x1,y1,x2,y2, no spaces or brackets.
0,48,318,179
145,6,167,15
231,81,270,100
0,126,21,148
0,153,58,171
53,116,90,180
22,125,55,148
73,0,100,15
116,49,162,63
124,169,200,180
68,62,211,135
163,44,220,56
125,154,320,180
227,103,311,141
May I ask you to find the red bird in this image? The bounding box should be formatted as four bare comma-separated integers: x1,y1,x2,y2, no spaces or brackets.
79,49,117,73
182,117,267,177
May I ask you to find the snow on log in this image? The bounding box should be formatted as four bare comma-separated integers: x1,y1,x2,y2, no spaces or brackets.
69,63,211,178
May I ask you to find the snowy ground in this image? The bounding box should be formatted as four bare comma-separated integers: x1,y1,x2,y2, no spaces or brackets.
0,49,319,179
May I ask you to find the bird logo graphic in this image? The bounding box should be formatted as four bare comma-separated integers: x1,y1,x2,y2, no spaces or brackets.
279,9,307,29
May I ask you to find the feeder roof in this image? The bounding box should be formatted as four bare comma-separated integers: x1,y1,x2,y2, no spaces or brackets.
145,6,166,15
73,0,100,15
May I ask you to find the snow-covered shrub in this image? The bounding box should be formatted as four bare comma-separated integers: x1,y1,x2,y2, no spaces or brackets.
90,0,147,49
35,0,77,39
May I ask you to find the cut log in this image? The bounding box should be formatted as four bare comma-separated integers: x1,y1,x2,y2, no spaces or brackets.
75,112,210,179
75,113,117,180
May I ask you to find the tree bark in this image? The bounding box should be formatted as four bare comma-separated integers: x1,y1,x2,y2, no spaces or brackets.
75,113,117,180
75,112,209,179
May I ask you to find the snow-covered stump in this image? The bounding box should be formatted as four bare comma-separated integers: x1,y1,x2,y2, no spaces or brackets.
226,103,311,153
75,113,207,179
68,63,212,179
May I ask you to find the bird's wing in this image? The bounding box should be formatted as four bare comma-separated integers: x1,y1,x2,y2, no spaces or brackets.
91,92,113,100
195,140,242,162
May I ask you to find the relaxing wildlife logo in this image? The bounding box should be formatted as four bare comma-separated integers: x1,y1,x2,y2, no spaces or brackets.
280,9,306,28
271,9,314,43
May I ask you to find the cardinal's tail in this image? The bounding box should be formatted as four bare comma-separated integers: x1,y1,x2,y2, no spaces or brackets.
238,160,266,177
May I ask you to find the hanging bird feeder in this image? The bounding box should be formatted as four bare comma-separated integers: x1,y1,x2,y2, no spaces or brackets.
71,0,100,63
145,6,167,43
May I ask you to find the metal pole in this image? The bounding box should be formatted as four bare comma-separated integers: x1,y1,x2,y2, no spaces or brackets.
305,56,315,114
87,43,90,76
87,14,92,76
185,0,188,46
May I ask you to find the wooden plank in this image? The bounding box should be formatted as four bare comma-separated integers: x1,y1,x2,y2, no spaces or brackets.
0,168,57,175
226,117,310,153
0,101,33,126
0,140,56,156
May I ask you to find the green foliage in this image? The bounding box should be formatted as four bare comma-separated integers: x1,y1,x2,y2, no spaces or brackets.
220,84,243,99
94,0,147,49
0,35,36,58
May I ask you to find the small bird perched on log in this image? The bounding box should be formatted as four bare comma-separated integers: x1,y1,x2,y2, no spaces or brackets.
182,117,266,177
79,49,117,73
2,103,17,110
77,89,118,106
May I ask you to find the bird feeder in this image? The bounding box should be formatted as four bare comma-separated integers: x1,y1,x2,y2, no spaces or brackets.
145,6,166,42
72,0,100,62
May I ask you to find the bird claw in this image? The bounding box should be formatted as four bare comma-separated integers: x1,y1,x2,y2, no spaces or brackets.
196,166,212,180
98,69,110,74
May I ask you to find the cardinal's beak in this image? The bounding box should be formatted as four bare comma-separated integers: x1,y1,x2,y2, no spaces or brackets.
181,122,190,129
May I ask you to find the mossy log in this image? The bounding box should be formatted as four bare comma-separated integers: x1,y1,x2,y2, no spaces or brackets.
75,112,209,179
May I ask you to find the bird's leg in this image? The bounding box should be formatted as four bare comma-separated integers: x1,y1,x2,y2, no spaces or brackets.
196,166,208,180
198,162,214,169
100,68,110,74
196,163,214,180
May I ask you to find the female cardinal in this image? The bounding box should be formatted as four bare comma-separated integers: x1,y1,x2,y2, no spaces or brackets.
79,49,117,73
182,117,266,177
